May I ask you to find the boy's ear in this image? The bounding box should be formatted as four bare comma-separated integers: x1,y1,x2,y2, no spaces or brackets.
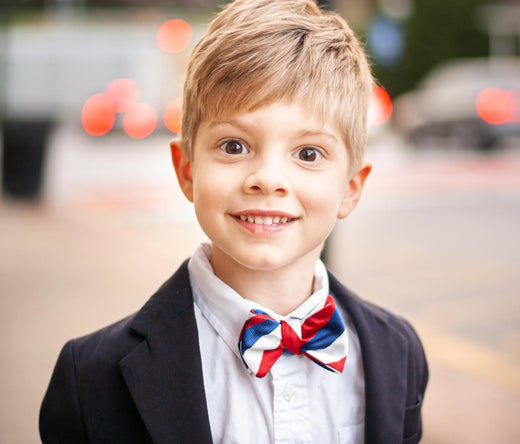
170,138,194,202
337,161,372,219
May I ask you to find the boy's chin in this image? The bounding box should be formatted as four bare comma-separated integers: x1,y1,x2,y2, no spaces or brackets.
210,242,322,274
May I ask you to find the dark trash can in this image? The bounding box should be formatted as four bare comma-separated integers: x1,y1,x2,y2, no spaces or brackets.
2,120,52,200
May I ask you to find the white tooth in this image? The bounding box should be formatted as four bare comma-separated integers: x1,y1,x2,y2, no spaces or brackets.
254,216,264,224
273,216,280,224
247,216,254,223
264,217,273,225
281,217,288,223
240,215,247,221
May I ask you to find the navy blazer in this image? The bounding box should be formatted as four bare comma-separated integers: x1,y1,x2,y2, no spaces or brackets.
40,261,428,443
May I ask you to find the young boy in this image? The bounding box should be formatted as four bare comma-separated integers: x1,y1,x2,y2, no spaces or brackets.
40,0,428,443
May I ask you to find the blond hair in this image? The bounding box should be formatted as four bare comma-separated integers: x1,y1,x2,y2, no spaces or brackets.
181,0,373,171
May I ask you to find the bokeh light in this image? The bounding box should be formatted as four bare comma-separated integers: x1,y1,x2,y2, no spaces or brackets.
368,85,393,126
156,19,193,54
514,91,520,123
123,103,157,139
105,78,139,113
164,97,183,134
81,93,116,136
476,88,515,125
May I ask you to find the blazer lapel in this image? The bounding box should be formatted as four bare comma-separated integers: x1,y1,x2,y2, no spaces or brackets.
119,261,212,444
330,272,409,443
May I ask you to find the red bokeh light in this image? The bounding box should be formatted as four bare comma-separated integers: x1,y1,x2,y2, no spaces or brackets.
156,19,193,54
81,93,116,136
123,103,157,139
513,91,520,123
476,88,515,125
368,85,393,126
164,97,183,134
105,78,139,113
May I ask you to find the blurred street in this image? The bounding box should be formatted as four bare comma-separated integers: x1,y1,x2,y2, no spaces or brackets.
0,126,519,443
2,0,520,442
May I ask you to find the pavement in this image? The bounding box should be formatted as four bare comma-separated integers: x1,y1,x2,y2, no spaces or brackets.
1,126,519,443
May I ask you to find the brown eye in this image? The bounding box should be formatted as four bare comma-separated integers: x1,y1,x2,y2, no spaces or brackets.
297,147,321,162
221,140,248,155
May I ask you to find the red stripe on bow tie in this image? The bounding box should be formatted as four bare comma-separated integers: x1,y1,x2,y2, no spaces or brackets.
300,295,336,343
256,347,284,378
280,321,302,355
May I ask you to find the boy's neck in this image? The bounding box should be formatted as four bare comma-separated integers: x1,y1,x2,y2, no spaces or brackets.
210,245,321,316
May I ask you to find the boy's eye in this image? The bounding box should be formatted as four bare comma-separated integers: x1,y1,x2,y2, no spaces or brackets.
295,147,322,163
219,140,249,155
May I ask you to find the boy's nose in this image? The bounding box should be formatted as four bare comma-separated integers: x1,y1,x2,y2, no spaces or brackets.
243,157,290,196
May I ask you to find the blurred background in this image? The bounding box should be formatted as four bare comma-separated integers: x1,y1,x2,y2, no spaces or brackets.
1,0,519,442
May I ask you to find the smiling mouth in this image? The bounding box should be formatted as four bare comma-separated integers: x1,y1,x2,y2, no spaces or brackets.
233,215,296,226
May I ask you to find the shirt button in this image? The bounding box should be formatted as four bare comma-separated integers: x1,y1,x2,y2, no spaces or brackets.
282,386,295,402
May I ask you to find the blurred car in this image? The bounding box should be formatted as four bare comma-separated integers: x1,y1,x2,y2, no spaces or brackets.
393,57,520,148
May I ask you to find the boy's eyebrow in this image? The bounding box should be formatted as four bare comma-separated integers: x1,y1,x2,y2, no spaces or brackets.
207,119,250,132
294,129,339,143
207,120,339,143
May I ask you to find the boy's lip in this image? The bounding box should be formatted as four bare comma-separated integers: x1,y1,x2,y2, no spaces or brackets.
232,209,298,219
229,209,299,234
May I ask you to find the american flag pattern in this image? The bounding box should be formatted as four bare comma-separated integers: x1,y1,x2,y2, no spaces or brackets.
238,295,348,378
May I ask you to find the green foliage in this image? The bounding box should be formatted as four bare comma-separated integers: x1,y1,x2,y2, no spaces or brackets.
372,0,489,97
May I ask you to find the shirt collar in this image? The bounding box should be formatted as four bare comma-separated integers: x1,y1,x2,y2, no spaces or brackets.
188,242,330,358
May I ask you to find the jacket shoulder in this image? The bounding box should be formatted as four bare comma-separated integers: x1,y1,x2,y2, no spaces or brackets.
328,270,428,393
70,258,192,368
40,261,194,443
70,312,141,369
40,313,148,443
329,270,425,354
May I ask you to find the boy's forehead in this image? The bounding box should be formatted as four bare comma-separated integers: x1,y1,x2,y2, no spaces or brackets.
200,100,342,137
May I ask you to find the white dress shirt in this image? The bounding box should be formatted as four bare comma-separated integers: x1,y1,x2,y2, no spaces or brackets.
188,243,365,444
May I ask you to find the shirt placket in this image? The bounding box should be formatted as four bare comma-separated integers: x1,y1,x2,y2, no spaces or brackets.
271,354,311,444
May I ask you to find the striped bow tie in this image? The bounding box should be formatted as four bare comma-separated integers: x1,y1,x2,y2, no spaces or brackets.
238,295,348,378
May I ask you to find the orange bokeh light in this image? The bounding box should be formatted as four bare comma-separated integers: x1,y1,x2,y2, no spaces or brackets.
156,19,193,54
123,103,157,139
105,78,139,113
164,97,183,134
368,85,393,126
81,93,116,136
476,88,515,125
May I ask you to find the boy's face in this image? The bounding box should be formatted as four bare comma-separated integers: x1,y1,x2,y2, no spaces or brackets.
171,101,370,274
